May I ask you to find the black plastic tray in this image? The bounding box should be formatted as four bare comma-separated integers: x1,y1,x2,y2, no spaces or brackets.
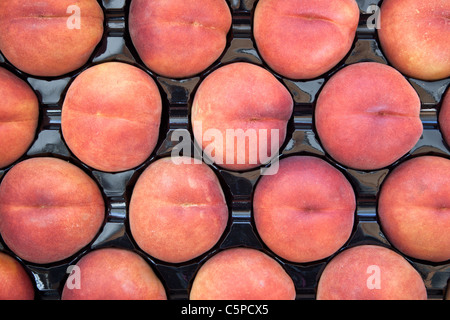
0,0,449,300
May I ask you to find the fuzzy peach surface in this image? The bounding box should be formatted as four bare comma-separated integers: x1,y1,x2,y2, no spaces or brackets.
61,62,162,173
253,0,360,80
61,248,167,300
189,247,296,300
0,0,104,77
0,67,39,169
378,0,450,81
316,245,428,300
129,0,232,78
0,252,34,300
378,156,450,263
0,157,105,264
191,62,293,171
253,156,356,263
129,156,228,263
315,62,423,170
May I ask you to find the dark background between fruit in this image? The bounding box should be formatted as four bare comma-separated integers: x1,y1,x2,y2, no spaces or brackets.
0,0,448,300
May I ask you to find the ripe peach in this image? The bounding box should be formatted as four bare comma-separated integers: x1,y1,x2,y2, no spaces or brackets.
0,67,39,169
378,0,450,81
253,156,356,263
129,156,228,263
0,157,105,264
378,156,450,263
0,0,104,77
316,245,428,300
0,252,34,300
439,89,450,146
315,62,423,170
129,0,232,78
61,62,162,173
61,248,167,300
253,0,360,80
191,62,293,171
189,247,296,300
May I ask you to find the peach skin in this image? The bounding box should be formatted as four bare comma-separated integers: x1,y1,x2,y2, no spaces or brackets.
315,62,423,170
0,0,104,77
0,252,34,300
0,67,39,169
0,157,105,264
253,156,356,263
378,156,450,263
129,0,232,78
439,89,450,147
189,247,296,300
316,245,428,300
61,62,162,173
253,0,360,80
378,0,450,81
129,156,228,263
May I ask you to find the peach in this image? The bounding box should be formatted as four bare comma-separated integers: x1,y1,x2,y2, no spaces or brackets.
253,156,356,263
0,67,39,169
189,247,296,300
61,62,162,173
0,252,34,300
378,156,450,263
316,245,428,300
315,62,423,170
0,157,105,264
439,89,450,146
129,156,228,263
191,62,293,171
129,0,232,78
61,248,167,300
253,0,360,80
0,0,104,77
378,0,450,81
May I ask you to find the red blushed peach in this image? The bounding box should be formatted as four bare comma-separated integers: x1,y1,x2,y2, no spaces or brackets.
189,247,296,300
316,245,428,300
129,0,231,78
61,62,162,173
439,89,450,146
378,0,450,81
0,0,104,77
253,156,355,263
0,252,34,300
378,156,450,263
129,156,228,263
0,67,39,169
61,248,167,300
191,62,293,171
0,157,105,264
253,0,360,80
315,62,423,170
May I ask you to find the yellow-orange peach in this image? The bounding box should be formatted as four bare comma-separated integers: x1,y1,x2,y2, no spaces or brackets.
129,156,228,263
129,0,232,78
378,156,450,263
378,0,450,81
61,248,167,300
0,252,34,300
61,62,162,173
0,67,39,169
189,247,296,300
316,245,428,300
0,0,104,77
253,156,355,263
439,89,450,146
253,0,360,80
0,157,105,264
315,62,423,170
191,62,293,171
